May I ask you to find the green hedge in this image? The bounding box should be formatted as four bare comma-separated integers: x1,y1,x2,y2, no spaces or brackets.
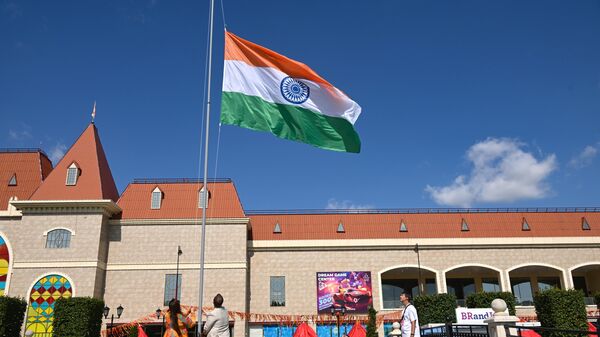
53,297,105,337
533,288,587,337
0,296,27,337
414,293,457,325
594,291,600,306
466,292,516,315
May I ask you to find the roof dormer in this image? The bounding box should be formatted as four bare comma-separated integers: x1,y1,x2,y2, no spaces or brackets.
151,186,163,209
65,162,80,186
198,186,210,209
8,173,17,186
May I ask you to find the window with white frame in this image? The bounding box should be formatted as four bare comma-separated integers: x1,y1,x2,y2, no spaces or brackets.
8,174,17,186
46,229,72,248
66,163,79,186
198,187,209,208
151,187,162,209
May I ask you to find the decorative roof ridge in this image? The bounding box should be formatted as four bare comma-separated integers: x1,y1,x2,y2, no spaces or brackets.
246,207,600,215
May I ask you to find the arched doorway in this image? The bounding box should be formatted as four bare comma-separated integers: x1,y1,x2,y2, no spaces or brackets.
25,274,74,336
0,234,10,296
444,265,502,306
570,263,600,305
508,264,564,306
380,265,438,309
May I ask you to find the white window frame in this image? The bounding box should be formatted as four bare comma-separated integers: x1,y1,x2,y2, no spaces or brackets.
8,174,17,186
151,187,162,210
45,228,73,249
66,163,79,186
198,187,209,209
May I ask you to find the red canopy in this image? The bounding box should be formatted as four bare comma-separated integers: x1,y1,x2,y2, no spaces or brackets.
348,321,366,337
294,322,317,337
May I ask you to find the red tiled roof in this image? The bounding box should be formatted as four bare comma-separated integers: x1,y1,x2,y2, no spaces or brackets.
30,124,119,201
117,180,245,219
249,212,600,240
0,150,53,209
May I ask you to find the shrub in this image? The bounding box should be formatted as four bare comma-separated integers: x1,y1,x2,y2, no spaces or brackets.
533,288,587,337
466,291,516,315
0,296,27,337
594,291,600,306
366,306,378,337
53,297,105,337
413,293,457,325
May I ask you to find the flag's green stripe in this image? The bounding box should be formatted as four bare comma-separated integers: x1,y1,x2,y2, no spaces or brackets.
221,91,361,153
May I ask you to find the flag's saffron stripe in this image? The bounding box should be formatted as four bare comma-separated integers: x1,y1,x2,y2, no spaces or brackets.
221,92,361,153
223,60,361,124
225,31,332,88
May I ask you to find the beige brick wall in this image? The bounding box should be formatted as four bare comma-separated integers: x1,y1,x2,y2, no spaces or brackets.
248,246,600,315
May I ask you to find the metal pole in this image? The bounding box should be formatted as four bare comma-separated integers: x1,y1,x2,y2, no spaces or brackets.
416,243,422,295
176,245,181,300
198,0,215,334
110,314,114,337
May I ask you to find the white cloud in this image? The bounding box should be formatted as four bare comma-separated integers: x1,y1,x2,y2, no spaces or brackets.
48,143,67,164
425,138,557,207
568,145,598,169
326,198,373,210
8,125,32,141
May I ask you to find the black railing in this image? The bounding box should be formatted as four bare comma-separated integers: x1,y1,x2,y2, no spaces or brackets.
505,324,599,337
421,324,489,337
246,207,600,215
132,178,231,184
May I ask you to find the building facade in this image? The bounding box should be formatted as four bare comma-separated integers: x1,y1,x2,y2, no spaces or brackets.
1,123,599,337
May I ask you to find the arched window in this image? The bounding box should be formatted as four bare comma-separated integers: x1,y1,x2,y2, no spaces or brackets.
26,274,73,334
0,235,10,296
45,229,72,248
66,163,79,186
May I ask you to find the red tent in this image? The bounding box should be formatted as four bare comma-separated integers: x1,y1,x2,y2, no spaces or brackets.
348,321,366,337
294,322,317,337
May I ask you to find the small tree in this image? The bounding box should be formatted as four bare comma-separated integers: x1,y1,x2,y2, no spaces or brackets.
366,306,378,337
414,293,457,325
0,296,27,337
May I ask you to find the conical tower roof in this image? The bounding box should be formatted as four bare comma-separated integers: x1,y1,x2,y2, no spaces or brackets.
30,123,119,201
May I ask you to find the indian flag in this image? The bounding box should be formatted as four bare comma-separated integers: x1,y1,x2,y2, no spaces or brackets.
221,31,362,153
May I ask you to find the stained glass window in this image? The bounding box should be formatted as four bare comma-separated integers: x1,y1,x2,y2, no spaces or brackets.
0,235,9,296
26,274,73,335
46,229,71,249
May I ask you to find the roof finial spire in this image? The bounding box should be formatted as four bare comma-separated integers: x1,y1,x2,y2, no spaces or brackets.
91,101,96,124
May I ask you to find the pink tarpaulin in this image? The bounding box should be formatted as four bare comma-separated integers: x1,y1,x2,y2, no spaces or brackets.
294,322,317,337
348,321,366,337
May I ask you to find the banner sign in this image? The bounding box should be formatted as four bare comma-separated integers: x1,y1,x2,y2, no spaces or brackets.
455,308,507,324
316,271,372,314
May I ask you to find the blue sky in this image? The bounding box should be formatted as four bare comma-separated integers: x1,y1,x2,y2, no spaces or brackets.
1,1,599,210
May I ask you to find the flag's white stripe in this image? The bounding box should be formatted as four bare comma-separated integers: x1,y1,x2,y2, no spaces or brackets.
223,60,361,124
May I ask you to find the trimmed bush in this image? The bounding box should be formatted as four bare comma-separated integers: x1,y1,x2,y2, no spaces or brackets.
466,291,516,315
594,291,600,306
53,297,105,337
533,288,587,337
0,296,27,337
414,293,457,325
366,306,378,337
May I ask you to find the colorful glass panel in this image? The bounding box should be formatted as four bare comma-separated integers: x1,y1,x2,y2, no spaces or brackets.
0,235,9,296
26,274,73,335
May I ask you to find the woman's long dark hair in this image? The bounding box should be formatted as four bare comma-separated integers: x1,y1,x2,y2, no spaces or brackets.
169,298,183,336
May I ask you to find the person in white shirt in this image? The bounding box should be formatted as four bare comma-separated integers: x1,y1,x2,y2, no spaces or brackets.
400,292,420,337
203,294,230,337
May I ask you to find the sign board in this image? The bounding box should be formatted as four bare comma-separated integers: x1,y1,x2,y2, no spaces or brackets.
316,271,372,314
455,308,507,324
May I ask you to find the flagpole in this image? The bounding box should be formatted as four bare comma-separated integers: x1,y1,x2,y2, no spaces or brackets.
198,0,215,334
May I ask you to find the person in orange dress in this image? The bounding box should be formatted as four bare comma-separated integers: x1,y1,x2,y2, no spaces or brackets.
164,299,195,337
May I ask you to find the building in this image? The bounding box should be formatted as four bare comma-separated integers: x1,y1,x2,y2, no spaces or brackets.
1,122,599,337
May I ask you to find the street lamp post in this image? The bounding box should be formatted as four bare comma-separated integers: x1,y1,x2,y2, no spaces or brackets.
415,243,422,296
175,246,183,300
103,305,124,337
157,308,166,337
330,307,346,337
